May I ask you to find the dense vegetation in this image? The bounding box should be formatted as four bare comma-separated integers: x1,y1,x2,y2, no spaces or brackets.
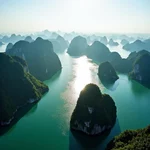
70,84,116,136
6,37,62,81
106,125,150,150
98,61,119,83
0,53,48,125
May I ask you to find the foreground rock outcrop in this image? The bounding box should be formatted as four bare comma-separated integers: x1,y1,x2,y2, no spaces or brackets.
106,125,150,150
98,62,119,83
6,37,62,81
70,84,116,136
0,53,48,126
67,36,88,56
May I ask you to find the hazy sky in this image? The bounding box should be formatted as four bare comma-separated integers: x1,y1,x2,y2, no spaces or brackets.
0,0,150,33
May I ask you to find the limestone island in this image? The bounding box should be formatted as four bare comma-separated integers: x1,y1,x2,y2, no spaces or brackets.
24,36,34,43
98,62,119,83
86,41,110,62
121,39,129,46
100,36,108,45
6,37,62,81
67,36,88,56
123,40,150,52
108,39,119,46
70,83,117,136
0,53,48,126
129,52,150,88
50,35,68,53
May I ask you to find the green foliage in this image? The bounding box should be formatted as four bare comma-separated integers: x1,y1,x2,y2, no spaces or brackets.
12,56,27,67
6,37,62,81
0,53,48,123
106,125,150,150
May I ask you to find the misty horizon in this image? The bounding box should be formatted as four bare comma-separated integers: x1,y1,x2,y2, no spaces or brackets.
0,0,150,34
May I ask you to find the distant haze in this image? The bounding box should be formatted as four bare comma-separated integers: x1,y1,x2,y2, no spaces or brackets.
0,0,150,34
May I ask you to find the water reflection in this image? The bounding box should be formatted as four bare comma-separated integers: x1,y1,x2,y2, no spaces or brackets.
73,56,93,94
24,104,38,117
130,80,150,97
0,103,37,136
62,56,103,104
99,78,119,91
69,118,121,150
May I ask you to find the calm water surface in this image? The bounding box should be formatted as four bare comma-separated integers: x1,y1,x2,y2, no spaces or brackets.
0,46,150,150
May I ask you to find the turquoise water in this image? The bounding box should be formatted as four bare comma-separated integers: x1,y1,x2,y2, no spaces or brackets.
1,48,150,149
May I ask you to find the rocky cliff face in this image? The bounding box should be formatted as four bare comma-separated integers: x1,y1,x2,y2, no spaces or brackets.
98,61,119,83
70,84,116,136
6,37,62,81
56,35,68,51
0,53,48,126
129,53,150,88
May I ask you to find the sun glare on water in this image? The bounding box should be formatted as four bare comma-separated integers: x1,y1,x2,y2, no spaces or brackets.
73,56,93,94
